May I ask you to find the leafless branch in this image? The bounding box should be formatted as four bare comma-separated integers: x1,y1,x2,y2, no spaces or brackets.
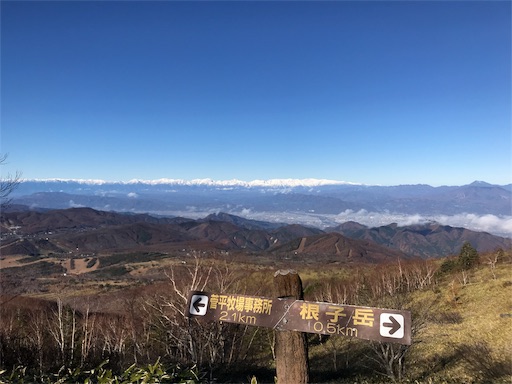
0,153,22,209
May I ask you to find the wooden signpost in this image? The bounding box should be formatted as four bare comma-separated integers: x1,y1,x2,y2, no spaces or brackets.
186,270,411,383
273,269,309,384
186,292,411,345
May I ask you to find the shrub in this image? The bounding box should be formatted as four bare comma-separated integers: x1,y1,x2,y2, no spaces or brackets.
458,242,479,270
0,359,201,384
438,258,459,275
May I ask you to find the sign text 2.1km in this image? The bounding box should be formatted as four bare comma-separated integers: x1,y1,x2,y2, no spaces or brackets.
186,291,411,345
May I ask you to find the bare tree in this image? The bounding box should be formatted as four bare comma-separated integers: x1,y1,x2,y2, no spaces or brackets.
485,249,504,280
80,300,98,367
0,154,22,209
28,308,47,376
367,297,432,382
142,253,213,366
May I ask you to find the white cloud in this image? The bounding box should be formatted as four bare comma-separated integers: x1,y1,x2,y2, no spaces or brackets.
400,214,426,226
435,213,512,236
330,210,511,237
233,209,512,237
127,192,138,198
336,210,430,227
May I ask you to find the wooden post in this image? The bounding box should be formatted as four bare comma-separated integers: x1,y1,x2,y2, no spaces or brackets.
273,269,309,384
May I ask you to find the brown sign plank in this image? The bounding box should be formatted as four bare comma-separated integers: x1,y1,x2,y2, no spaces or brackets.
186,291,411,345
274,299,411,345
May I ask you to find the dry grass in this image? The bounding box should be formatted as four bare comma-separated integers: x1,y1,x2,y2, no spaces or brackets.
408,262,512,382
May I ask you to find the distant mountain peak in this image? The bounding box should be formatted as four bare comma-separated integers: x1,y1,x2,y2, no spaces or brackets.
469,180,493,187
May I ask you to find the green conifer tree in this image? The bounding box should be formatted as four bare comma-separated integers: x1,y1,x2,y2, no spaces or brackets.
458,242,479,270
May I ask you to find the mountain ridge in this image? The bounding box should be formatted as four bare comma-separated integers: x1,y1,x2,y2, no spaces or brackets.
10,179,512,238
1,207,509,260
329,222,512,258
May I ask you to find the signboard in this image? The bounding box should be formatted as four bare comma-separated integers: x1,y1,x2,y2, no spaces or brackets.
186,291,411,345
271,299,411,345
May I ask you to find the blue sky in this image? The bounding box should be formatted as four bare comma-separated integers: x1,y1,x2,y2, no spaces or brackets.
1,1,511,186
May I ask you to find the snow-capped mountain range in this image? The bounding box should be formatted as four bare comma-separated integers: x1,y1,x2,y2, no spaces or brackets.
9,179,512,238
26,177,360,187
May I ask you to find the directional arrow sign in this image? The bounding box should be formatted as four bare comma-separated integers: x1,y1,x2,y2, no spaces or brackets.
380,313,404,339
273,300,411,345
186,291,411,345
188,294,209,316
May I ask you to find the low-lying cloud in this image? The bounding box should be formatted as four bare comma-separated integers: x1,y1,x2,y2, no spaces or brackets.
229,209,512,238
136,207,512,239
434,213,512,237
332,209,512,237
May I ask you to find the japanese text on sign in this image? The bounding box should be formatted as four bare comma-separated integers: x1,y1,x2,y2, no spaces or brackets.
186,291,283,329
278,300,411,344
210,294,272,315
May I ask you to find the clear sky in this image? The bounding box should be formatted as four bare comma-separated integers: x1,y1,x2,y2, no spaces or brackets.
1,1,511,186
